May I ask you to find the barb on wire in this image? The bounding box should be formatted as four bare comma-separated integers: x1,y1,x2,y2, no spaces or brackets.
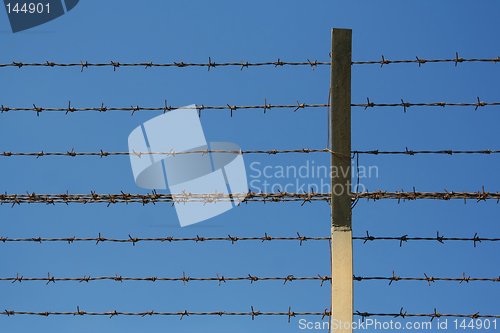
354,272,500,285
354,231,500,247
1,273,331,286
1,189,499,207
0,307,331,321
353,97,500,112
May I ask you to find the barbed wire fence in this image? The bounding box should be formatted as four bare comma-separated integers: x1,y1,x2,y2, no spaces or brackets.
1,28,499,330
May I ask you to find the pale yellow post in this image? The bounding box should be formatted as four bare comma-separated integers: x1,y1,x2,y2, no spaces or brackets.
330,28,353,332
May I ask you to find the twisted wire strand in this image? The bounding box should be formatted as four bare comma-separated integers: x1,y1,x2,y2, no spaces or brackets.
2,272,331,286
3,272,498,285
354,272,500,285
1,308,499,320
2,148,500,158
1,54,498,71
1,98,498,116
1,189,499,207
1,232,498,246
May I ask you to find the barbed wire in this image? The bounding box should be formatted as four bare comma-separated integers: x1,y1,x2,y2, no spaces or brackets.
0,59,327,71
0,54,498,71
356,231,500,247
3,272,498,286
1,307,498,320
354,97,500,112
354,272,500,285
355,188,500,203
2,231,497,247
0,306,328,321
2,272,331,286
2,148,500,158
356,53,500,67
1,189,499,207
353,149,500,156
0,101,327,116
0,191,331,206
0,233,325,245
0,148,331,158
1,231,498,246
1,98,499,116
354,308,500,320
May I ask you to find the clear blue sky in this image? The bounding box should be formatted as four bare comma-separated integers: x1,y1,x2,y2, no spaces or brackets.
1,1,499,332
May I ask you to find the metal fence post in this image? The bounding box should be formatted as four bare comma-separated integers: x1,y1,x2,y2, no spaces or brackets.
330,28,352,332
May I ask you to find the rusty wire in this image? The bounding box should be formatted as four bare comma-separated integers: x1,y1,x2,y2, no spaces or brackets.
2,98,499,116
0,190,331,206
354,308,500,320
2,148,500,158
1,307,498,320
355,53,500,67
354,97,500,112
356,231,499,247
0,233,325,245
0,59,327,71
0,307,328,322
0,101,326,116
0,54,498,71
354,272,500,285
1,189,499,207
4,272,498,286
2,231,497,246
1,231,498,246
2,272,331,286
0,148,331,158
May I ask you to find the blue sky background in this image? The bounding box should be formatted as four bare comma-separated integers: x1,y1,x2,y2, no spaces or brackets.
1,1,499,332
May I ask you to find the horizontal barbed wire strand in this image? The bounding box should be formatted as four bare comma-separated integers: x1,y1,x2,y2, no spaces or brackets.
1,98,499,115
2,273,331,286
1,189,499,206
354,309,500,320
0,307,328,321
354,272,500,285
0,54,498,70
1,308,498,320
357,231,499,247
2,148,500,158
1,232,498,246
0,233,323,245
3,272,498,285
